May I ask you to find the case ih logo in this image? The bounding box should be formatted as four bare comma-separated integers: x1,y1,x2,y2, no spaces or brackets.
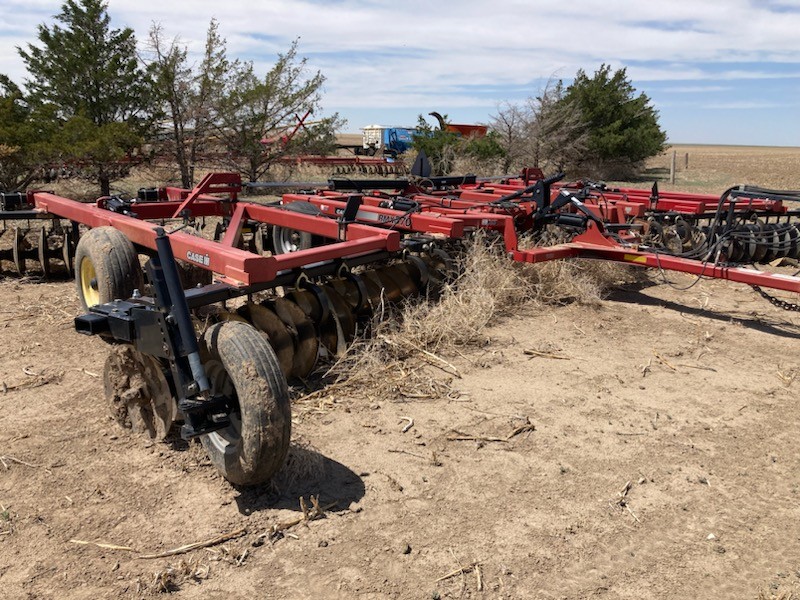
186,251,210,267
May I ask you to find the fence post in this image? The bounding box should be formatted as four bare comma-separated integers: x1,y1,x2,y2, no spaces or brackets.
670,150,676,184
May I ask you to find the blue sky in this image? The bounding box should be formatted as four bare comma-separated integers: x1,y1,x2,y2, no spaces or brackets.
1,0,799,146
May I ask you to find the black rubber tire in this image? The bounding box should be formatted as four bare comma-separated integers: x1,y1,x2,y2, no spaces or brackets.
200,321,291,486
74,226,143,310
271,201,321,255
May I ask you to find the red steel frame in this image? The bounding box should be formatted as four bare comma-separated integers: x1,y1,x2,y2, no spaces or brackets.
30,173,405,286
513,222,800,293
460,176,787,216
276,177,800,294
20,171,800,296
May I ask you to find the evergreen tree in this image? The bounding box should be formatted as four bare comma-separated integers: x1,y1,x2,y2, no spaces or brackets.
411,115,460,175
562,64,666,177
412,115,503,176
19,0,153,195
0,75,45,190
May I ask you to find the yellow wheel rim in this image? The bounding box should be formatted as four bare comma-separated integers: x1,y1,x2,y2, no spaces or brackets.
79,256,100,307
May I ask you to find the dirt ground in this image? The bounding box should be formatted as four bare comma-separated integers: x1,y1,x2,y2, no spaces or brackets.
3,146,800,599
642,144,800,194
3,268,800,599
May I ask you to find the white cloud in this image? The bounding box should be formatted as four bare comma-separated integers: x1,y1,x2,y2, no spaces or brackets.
1,0,799,142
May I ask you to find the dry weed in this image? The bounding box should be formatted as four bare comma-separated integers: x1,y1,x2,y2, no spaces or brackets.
526,258,636,306
143,557,209,594
326,235,633,401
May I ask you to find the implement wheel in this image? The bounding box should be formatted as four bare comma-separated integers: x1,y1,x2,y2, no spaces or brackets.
200,321,291,485
75,227,143,310
271,202,322,255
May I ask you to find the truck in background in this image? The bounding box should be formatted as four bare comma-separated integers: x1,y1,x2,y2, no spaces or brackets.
360,125,417,158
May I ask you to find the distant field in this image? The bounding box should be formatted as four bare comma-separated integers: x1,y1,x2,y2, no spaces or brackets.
637,144,800,194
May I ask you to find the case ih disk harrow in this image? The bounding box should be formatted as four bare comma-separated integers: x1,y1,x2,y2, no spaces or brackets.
2,169,799,484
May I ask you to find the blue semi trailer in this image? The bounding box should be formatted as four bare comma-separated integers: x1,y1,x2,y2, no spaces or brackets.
361,125,417,157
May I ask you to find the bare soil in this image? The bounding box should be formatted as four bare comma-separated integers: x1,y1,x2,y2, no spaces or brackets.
3,145,800,599
2,270,800,599
641,144,800,194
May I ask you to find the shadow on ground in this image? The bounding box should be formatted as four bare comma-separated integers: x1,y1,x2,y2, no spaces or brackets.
608,283,800,339
233,444,365,515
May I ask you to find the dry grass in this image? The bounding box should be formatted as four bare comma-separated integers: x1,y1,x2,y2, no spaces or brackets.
756,590,799,600
324,235,634,401
142,557,209,595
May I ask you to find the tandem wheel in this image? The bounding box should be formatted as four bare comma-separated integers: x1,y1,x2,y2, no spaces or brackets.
74,226,143,310
271,201,323,255
200,321,292,486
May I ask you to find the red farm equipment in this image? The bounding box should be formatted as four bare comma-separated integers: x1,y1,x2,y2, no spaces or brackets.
2,162,800,484
258,111,408,175
428,111,488,138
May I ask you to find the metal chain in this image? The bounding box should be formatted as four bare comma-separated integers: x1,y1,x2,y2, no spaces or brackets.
715,257,800,311
751,285,800,312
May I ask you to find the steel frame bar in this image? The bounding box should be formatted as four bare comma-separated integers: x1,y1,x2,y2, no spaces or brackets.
32,191,400,286
513,222,800,293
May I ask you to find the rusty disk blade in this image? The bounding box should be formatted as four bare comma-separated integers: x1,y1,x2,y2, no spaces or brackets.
62,227,74,277
295,283,339,357
425,248,455,276
286,289,324,323
360,273,384,311
365,268,404,303
382,264,420,298
420,251,452,298
315,309,340,358
322,285,356,350
103,345,176,441
241,302,295,378
329,278,361,311
396,256,428,289
272,297,319,379
37,227,52,279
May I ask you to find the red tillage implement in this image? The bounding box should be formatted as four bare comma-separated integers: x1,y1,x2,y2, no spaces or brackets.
1,168,798,484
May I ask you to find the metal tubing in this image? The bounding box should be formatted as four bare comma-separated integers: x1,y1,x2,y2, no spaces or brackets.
153,227,210,393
